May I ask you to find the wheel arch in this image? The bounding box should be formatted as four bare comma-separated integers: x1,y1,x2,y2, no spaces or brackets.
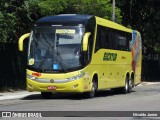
126,72,130,80
91,73,98,90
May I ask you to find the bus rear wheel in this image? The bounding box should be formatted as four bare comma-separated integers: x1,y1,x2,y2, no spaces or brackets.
121,77,132,94
41,92,52,99
128,78,133,93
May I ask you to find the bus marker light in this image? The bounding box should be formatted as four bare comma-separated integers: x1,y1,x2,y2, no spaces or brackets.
84,85,88,89
72,84,78,89
121,56,126,59
32,72,41,77
29,58,34,65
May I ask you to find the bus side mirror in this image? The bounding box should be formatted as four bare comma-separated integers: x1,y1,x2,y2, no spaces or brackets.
82,32,91,51
18,33,30,51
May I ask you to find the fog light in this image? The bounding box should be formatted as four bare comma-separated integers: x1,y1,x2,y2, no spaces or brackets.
72,84,78,89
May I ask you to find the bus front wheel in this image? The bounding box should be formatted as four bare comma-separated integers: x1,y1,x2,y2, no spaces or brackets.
41,92,52,99
84,79,97,98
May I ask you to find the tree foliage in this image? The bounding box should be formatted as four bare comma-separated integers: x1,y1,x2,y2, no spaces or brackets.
0,0,122,46
116,0,160,53
25,0,122,22
0,0,17,43
0,0,32,44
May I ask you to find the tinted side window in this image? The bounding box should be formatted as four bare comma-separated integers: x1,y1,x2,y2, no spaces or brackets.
107,29,130,51
111,30,118,49
95,25,108,52
117,32,127,51
100,27,106,48
127,33,132,51
95,25,131,52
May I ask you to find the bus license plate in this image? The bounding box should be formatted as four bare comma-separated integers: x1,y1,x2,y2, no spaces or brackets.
47,86,56,90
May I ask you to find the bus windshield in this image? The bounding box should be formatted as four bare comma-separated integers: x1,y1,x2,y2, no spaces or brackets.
28,26,85,72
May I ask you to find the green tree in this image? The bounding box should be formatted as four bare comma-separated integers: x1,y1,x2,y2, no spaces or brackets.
116,0,160,53
0,0,33,45
0,0,122,45
25,0,122,23
63,0,122,23
0,0,16,44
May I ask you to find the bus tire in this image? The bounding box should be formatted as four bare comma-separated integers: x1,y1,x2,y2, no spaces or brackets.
84,79,97,98
128,78,133,93
41,92,52,99
121,77,131,94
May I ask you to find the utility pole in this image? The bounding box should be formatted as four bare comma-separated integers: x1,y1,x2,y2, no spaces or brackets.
112,0,115,22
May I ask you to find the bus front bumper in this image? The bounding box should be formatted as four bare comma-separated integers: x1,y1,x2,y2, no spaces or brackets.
27,78,85,93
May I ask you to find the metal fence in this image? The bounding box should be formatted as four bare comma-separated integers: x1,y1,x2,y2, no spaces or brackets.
142,54,160,81
0,43,160,90
0,43,27,90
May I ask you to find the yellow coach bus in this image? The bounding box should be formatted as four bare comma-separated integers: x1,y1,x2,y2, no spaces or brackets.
19,14,142,98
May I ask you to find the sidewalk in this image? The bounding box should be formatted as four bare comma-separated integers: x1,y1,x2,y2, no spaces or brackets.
138,82,160,86
0,91,39,101
0,82,160,101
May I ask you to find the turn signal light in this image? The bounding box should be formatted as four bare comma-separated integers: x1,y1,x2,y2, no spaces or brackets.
32,72,41,77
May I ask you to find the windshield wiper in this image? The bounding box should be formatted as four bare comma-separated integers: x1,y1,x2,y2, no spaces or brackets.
36,46,68,73
38,59,51,72
55,48,68,73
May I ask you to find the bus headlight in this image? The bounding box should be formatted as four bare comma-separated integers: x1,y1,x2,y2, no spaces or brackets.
68,73,85,81
27,74,36,80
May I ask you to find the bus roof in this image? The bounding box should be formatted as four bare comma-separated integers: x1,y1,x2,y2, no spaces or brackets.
95,16,132,33
35,14,133,33
35,14,94,26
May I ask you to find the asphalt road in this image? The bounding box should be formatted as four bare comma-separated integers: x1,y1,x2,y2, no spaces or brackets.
0,84,160,120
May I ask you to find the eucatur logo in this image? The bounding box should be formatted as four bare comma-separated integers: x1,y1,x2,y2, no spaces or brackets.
103,52,117,61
